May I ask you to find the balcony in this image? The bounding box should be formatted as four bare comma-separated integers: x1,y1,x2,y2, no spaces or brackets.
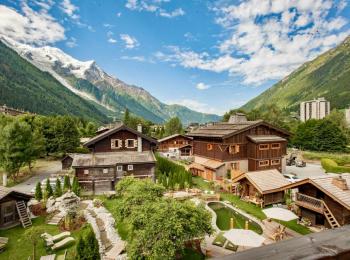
295,192,324,214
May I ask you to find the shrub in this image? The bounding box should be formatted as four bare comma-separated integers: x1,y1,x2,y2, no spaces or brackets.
72,176,80,196
45,178,53,198
63,175,71,192
35,182,42,201
76,227,100,260
321,158,350,173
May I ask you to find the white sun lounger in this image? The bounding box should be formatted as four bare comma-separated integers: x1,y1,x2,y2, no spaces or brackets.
41,232,71,246
51,237,75,251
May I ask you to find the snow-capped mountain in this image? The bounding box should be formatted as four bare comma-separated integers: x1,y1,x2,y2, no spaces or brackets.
0,36,220,124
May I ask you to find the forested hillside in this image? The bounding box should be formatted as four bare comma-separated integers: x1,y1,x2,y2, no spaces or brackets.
0,42,109,123
241,36,350,112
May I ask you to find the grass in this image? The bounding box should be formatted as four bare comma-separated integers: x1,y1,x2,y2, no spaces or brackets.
192,177,311,235
302,150,350,165
208,202,263,234
0,216,91,260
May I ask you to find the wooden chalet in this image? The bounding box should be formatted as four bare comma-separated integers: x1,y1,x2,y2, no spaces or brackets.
157,134,193,157
66,123,158,193
232,169,290,207
285,174,350,228
186,115,290,182
0,187,32,229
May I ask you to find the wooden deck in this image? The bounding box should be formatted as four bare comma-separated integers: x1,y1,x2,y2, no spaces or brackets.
295,192,324,214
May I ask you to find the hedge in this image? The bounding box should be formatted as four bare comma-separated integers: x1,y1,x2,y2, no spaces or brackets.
321,158,350,173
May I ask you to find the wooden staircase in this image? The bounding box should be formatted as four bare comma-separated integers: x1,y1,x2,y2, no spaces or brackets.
322,201,341,229
16,201,32,228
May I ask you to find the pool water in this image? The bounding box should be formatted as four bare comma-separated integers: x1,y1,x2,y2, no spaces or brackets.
208,202,263,234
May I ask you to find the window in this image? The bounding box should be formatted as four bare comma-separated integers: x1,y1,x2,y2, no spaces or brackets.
84,169,89,175
117,166,123,172
128,165,134,171
126,139,137,148
229,145,240,154
111,139,122,149
259,144,269,150
271,143,281,149
207,144,213,151
259,160,269,167
103,168,109,174
271,159,281,165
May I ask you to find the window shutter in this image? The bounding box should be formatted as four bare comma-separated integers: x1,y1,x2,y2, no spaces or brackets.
118,139,123,148
134,139,138,148
235,145,240,153
111,139,116,149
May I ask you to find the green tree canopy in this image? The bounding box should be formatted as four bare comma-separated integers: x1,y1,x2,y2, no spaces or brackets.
164,117,183,136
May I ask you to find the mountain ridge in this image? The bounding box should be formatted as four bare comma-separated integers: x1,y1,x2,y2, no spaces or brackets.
1,36,220,125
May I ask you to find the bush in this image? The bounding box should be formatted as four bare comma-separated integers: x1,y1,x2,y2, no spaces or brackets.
321,158,350,173
72,176,80,196
63,175,71,192
45,178,53,198
55,178,62,197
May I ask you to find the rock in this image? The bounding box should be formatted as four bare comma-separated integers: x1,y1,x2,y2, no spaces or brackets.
46,191,80,215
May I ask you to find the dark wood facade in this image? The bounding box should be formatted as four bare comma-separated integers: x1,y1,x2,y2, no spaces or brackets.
158,135,192,152
71,124,157,193
0,190,32,229
295,183,350,227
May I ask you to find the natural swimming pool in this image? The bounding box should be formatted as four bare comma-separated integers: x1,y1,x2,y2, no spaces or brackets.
208,202,263,234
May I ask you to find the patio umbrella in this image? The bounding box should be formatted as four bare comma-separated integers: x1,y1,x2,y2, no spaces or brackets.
223,229,265,247
263,207,298,222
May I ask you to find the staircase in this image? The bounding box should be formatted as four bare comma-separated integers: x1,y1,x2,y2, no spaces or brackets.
16,201,32,228
322,201,341,229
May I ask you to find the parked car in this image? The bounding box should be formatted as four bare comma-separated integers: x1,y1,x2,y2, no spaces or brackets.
283,174,301,183
295,159,306,167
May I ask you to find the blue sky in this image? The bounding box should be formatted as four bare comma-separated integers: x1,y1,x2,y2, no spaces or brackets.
0,0,349,115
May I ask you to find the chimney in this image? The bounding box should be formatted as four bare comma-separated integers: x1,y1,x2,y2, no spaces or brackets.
228,113,248,123
332,175,348,190
137,124,142,153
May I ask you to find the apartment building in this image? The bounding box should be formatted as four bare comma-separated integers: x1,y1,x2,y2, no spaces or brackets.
300,97,330,122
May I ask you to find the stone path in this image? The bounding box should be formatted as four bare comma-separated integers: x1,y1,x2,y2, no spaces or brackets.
48,212,65,225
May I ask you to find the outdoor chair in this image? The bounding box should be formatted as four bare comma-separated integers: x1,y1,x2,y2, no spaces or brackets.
51,237,75,251
41,232,71,246
0,237,9,252
40,254,56,260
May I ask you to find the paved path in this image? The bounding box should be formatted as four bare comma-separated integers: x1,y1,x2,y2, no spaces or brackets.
286,163,326,179
13,160,61,193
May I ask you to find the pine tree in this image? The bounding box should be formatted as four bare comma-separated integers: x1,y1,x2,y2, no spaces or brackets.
72,176,80,196
63,175,71,192
85,229,100,260
76,236,85,260
55,178,62,197
35,182,42,201
45,178,53,198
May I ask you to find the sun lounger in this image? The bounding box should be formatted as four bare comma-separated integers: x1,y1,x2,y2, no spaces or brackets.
56,250,67,260
51,237,75,251
0,237,8,252
41,232,71,246
40,254,56,260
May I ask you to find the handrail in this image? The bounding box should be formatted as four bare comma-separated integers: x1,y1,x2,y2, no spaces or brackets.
296,192,324,210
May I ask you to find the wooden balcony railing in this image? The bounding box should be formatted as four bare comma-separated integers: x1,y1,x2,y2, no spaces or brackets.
295,192,324,213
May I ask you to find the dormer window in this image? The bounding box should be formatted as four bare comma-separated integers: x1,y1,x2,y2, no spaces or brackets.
126,139,137,148
111,139,122,149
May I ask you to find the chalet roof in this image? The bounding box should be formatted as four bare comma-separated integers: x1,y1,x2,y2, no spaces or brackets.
247,135,287,143
285,174,350,210
186,120,290,139
233,169,290,194
84,124,157,147
157,134,193,143
72,151,156,168
216,225,350,260
189,159,224,170
0,186,32,201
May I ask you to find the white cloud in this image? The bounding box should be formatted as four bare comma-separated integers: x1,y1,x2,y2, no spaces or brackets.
125,0,185,18
121,55,146,62
120,34,139,49
0,3,65,46
196,82,210,90
60,0,79,20
66,37,77,48
168,99,221,115
159,0,349,85
108,38,117,43
116,12,122,17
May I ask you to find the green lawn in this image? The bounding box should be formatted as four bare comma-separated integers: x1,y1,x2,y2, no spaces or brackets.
193,177,311,235
302,150,350,165
0,216,90,260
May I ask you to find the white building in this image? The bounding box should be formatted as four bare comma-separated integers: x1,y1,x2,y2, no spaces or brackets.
300,97,330,122
345,108,350,126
